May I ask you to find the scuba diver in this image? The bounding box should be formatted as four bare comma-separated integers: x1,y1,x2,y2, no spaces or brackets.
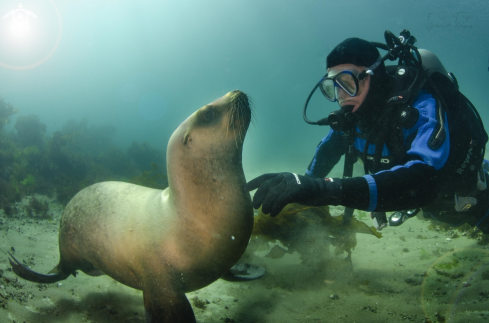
245,30,489,233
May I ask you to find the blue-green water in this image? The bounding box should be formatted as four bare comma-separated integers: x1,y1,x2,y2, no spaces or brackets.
1,1,489,322
1,0,488,179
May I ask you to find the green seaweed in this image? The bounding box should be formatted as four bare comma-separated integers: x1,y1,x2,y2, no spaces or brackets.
0,95,169,210
0,96,18,129
435,270,464,280
21,174,36,187
14,114,46,148
191,296,208,309
481,270,489,280
478,234,489,246
434,257,459,270
253,203,382,258
425,215,489,244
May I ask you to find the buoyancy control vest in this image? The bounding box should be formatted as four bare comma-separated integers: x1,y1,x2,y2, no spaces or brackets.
348,49,488,212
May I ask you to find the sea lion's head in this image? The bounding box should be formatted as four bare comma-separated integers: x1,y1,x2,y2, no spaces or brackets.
183,90,252,149
167,90,254,195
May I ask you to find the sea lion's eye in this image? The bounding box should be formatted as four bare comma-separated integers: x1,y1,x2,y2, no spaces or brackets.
198,106,219,125
203,109,215,122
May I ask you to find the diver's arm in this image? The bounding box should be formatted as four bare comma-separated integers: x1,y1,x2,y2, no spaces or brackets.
339,162,439,211
305,129,345,178
245,93,449,216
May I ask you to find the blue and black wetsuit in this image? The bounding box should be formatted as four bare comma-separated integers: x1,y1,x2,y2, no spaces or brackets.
306,90,489,231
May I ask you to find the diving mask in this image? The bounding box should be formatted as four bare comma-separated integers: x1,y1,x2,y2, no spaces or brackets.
319,69,373,102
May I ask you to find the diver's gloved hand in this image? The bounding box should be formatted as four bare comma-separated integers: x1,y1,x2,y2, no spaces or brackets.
244,172,342,217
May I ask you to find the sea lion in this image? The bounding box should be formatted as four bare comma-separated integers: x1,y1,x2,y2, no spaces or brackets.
8,90,255,323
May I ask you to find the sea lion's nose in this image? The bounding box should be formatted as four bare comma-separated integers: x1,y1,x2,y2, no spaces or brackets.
228,90,249,106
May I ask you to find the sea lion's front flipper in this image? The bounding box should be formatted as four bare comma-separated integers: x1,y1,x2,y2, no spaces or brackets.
143,287,196,323
221,262,266,282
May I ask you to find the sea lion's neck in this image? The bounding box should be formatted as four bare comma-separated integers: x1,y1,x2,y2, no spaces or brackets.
165,114,253,252
168,149,247,207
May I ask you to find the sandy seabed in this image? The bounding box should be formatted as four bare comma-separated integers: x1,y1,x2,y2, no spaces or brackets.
1,195,489,323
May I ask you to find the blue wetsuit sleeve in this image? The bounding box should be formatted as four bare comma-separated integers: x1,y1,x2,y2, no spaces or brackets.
305,129,344,178
338,93,450,211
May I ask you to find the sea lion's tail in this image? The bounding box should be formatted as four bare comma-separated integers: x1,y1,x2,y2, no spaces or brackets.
8,252,70,284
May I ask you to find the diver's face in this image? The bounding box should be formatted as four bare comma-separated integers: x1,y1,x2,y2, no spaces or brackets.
327,64,370,113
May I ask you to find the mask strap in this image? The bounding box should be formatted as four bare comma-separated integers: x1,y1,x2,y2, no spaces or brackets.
358,55,383,80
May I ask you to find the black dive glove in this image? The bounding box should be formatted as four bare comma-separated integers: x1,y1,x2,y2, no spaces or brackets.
244,172,343,217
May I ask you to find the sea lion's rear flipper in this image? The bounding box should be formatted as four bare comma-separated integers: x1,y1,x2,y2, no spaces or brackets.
143,288,196,323
7,252,69,284
221,263,266,282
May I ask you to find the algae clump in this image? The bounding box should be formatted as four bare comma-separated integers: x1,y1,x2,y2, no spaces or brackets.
252,203,381,258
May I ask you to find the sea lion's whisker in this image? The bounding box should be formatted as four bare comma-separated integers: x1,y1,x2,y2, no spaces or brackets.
227,91,253,148
238,102,247,144
248,96,256,127
233,103,241,148
236,103,243,142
